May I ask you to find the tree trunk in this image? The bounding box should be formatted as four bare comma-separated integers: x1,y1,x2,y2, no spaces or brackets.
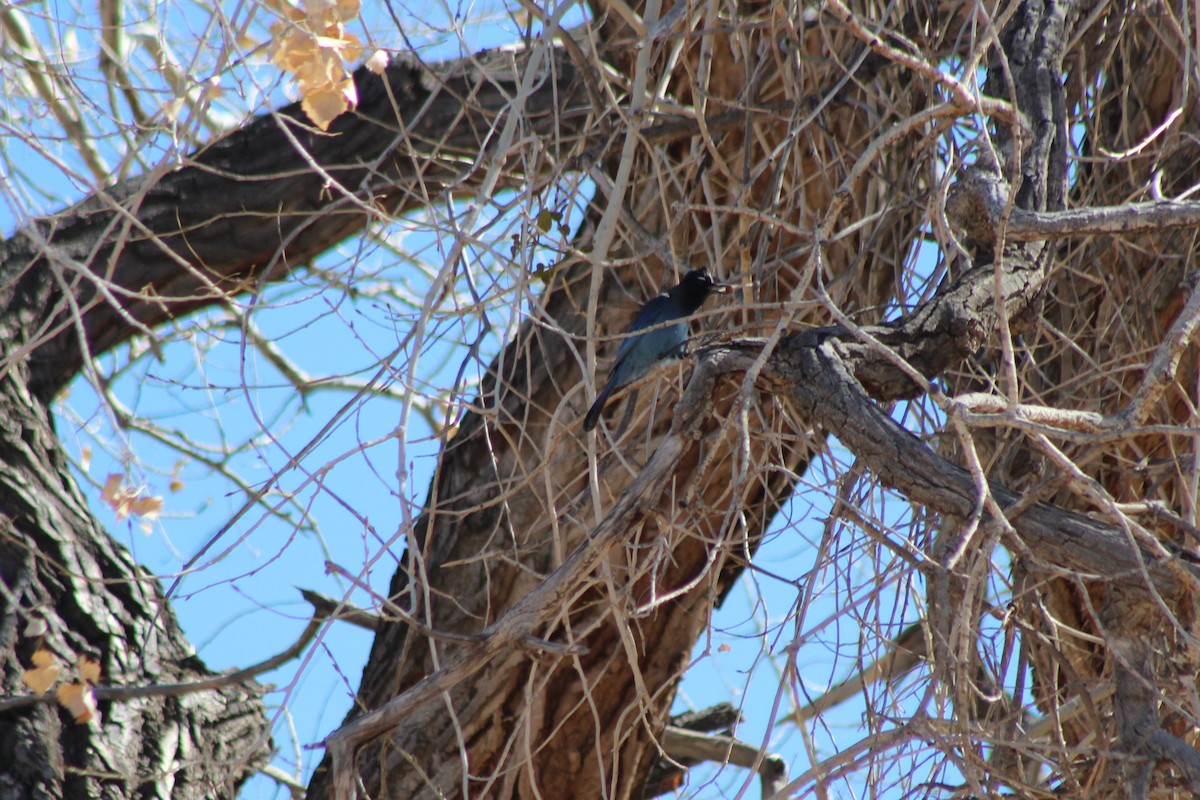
308,2,932,796
0,372,269,800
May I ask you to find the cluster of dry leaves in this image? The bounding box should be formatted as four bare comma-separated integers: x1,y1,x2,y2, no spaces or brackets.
18,472,162,724
268,0,387,130
21,650,101,724
101,473,163,532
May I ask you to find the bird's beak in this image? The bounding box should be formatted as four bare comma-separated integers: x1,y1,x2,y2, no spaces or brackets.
715,275,751,293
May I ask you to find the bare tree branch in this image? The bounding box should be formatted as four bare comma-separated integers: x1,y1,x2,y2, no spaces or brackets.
1,43,596,400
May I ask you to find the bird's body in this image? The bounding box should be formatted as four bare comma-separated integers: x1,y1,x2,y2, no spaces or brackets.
583,269,724,431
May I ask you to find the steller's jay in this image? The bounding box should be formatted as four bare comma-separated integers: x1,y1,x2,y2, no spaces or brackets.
583,268,726,431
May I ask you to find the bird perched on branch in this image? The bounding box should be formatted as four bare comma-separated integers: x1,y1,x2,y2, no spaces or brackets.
583,268,727,432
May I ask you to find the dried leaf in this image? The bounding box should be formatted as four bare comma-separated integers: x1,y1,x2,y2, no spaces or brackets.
314,34,353,50
169,460,186,492
101,474,162,522
21,649,61,696
296,50,342,88
302,79,355,131
130,496,163,520
101,473,123,505
56,682,97,723
340,33,362,63
536,208,561,233
269,0,362,130
78,656,101,684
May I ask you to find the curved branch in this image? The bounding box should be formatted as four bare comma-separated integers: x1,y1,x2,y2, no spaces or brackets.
0,41,597,399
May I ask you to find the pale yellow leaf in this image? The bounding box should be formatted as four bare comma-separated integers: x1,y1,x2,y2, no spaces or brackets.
295,50,342,87
340,32,361,62
301,81,352,130
130,496,163,520
21,649,61,696
101,473,123,505
272,31,316,71
101,474,135,520
78,656,101,684
101,474,160,522
56,682,97,724
314,34,351,49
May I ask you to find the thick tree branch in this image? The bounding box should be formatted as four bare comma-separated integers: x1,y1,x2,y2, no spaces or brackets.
775,336,1197,594
683,331,1196,598
0,42,596,400
947,171,1200,242
660,727,787,797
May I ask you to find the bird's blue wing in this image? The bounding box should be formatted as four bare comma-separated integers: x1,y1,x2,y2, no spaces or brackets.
614,294,670,361
587,272,717,431
604,294,689,391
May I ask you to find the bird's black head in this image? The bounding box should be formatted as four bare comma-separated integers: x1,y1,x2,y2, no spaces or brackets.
671,268,726,312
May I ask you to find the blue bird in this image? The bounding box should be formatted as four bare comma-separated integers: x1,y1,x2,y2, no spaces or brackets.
583,268,726,431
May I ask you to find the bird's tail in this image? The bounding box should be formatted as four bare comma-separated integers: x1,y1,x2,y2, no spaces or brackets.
582,384,615,431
